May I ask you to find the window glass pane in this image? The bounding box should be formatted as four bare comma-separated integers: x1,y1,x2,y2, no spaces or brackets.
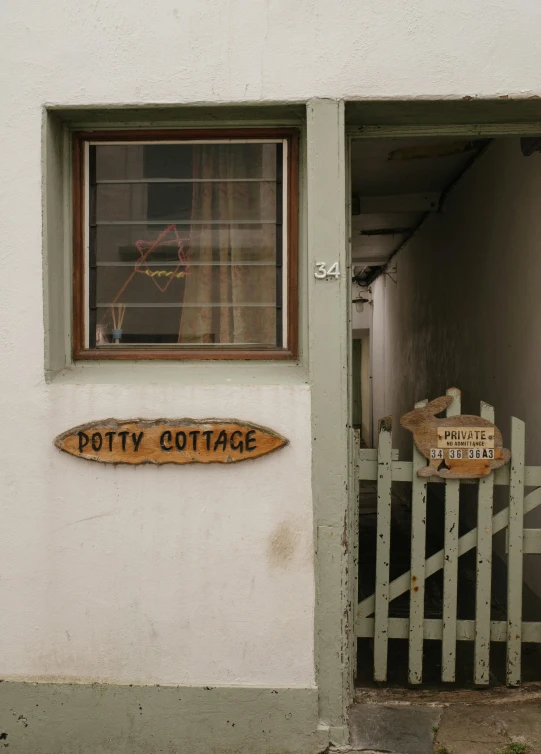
90,142,282,348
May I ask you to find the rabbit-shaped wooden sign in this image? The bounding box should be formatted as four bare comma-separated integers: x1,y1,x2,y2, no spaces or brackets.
400,393,511,479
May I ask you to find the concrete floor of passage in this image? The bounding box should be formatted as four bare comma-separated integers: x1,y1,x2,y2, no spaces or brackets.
356,481,541,688
349,685,541,754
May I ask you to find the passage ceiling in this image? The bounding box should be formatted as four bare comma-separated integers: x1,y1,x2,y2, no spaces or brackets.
351,136,489,282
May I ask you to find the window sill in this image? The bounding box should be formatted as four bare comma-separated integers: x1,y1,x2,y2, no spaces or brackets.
73,347,296,361
46,359,309,386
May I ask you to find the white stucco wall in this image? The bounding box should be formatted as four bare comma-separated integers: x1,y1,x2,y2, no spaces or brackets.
3,0,541,688
4,0,541,105
0,383,314,686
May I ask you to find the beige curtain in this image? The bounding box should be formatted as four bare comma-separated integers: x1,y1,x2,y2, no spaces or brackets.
178,145,276,346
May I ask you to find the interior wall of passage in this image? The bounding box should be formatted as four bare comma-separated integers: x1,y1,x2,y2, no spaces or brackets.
370,136,541,596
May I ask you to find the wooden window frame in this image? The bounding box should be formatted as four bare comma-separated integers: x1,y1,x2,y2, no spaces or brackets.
72,128,299,361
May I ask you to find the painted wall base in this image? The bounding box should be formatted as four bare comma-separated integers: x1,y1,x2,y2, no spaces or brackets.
0,683,327,754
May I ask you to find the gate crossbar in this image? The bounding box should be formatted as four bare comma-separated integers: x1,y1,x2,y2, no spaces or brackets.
357,618,541,642
357,482,541,619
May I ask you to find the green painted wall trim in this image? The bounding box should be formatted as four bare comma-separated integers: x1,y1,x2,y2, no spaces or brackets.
42,107,308,382
307,99,351,738
345,98,541,127
0,683,326,754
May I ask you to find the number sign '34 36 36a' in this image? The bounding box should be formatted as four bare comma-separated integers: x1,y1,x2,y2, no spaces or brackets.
54,419,288,465
400,394,511,479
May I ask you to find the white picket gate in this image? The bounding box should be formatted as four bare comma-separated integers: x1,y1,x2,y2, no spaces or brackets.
354,388,541,686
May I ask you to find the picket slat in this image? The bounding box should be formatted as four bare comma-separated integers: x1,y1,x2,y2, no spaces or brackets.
408,399,428,685
507,417,525,687
441,388,461,682
474,401,495,685
353,431,361,682
374,418,393,681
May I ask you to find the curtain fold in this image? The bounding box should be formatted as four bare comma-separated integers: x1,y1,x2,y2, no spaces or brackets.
178,145,276,346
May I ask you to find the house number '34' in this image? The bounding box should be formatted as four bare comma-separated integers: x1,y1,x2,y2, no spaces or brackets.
314,262,340,279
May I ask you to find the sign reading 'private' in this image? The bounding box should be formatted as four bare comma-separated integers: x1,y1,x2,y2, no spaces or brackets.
54,419,288,465
437,427,495,449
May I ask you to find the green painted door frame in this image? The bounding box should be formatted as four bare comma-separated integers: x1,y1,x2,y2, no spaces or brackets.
341,107,541,709
307,99,354,743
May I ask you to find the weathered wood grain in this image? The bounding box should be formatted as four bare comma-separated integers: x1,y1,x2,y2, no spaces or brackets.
409,399,428,685
374,417,392,682
55,418,288,465
400,390,511,479
441,387,460,683
474,401,495,685
506,417,525,686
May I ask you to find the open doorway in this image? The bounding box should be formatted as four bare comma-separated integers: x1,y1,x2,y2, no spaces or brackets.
350,132,541,688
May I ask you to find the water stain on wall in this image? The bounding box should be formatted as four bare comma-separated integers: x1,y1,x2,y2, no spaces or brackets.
267,521,299,567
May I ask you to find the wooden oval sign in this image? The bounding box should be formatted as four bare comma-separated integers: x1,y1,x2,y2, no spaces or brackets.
54,419,288,466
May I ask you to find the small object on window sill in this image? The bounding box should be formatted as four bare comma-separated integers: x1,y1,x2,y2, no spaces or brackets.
95,324,108,345
111,303,126,344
